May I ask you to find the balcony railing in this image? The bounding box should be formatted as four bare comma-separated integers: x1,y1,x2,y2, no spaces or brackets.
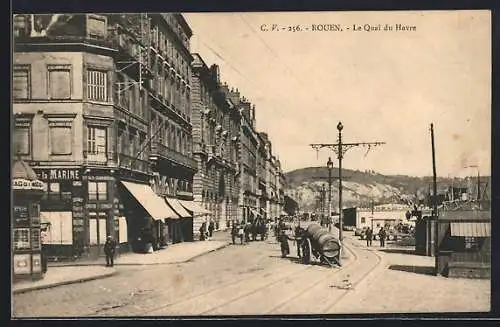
151,142,197,171
118,153,151,173
192,142,207,155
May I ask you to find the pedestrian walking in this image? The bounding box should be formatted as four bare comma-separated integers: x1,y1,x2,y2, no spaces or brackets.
244,222,251,243
199,221,207,241
294,224,304,258
378,227,387,247
231,222,238,245
208,220,215,238
104,235,117,267
238,223,245,244
278,229,291,258
365,227,373,247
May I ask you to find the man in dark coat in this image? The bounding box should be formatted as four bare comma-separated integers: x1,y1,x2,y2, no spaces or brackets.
365,227,373,247
378,227,387,247
208,220,215,238
231,221,238,245
294,224,305,258
104,235,117,267
199,222,207,241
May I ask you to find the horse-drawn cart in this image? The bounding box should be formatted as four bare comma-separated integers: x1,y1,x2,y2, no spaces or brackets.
300,223,342,267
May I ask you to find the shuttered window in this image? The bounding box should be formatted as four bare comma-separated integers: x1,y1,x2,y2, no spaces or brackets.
48,65,71,99
86,14,107,40
13,65,30,99
50,126,72,155
13,120,31,155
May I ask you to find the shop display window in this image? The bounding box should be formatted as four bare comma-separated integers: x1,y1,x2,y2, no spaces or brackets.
14,228,31,250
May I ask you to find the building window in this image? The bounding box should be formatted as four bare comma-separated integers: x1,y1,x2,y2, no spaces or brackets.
13,228,30,250
48,65,71,99
44,181,72,201
86,14,107,40
49,123,72,155
87,70,108,101
88,181,108,201
13,119,31,155
13,65,30,100
87,125,107,162
361,217,366,224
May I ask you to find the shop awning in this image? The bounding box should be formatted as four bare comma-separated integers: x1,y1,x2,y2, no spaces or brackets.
121,181,178,220
450,222,491,237
165,197,192,218
178,200,211,216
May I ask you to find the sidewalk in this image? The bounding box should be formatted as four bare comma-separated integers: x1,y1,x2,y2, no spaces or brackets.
49,239,229,267
13,266,117,294
333,232,491,313
14,239,229,294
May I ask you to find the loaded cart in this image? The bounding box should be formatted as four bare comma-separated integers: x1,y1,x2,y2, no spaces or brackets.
301,223,341,267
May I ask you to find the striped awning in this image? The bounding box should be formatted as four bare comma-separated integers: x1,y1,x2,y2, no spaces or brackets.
450,222,491,237
178,200,211,216
121,181,178,220
165,197,192,218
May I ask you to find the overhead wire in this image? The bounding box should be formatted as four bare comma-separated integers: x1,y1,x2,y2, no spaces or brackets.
237,14,330,111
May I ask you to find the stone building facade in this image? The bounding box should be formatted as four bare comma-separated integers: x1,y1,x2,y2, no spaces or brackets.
12,13,198,260
190,54,240,235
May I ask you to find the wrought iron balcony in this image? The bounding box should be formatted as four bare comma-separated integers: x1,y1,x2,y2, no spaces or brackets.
118,153,151,173
192,142,207,155
150,141,197,171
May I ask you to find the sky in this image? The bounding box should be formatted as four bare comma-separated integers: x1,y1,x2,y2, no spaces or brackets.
183,11,491,177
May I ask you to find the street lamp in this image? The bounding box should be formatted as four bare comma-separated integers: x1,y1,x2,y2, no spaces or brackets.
327,157,333,232
337,122,344,243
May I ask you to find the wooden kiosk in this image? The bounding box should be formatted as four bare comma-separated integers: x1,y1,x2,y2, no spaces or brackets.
12,159,45,281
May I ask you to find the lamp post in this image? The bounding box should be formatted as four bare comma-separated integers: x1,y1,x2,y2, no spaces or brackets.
327,157,333,232
309,121,385,260
337,122,344,243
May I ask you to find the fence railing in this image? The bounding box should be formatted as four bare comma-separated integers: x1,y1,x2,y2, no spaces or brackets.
151,142,197,170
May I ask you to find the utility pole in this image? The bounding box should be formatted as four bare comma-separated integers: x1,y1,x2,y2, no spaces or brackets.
430,123,438,270
310,121,385,248
312,174,351,229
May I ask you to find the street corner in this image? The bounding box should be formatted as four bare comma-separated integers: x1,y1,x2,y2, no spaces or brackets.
13,266,118,295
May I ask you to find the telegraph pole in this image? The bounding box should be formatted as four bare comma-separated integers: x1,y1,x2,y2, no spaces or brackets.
310,121,385,248
430,123,438,271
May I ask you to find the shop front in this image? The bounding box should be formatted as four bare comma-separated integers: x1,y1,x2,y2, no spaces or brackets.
118,180,178,252
165,197,193,242
178,199,211,239
34,167,86,260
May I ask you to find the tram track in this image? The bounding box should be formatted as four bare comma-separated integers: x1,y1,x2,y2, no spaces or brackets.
320,239,384,313
89,234,383,316
143,263,315,316
265,242,359,314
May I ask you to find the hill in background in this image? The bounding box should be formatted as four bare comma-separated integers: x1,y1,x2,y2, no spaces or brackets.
284,167,491,212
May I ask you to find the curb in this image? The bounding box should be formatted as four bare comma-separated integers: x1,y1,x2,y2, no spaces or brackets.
48,243,230,267
13,270,118,295
178,242,230,264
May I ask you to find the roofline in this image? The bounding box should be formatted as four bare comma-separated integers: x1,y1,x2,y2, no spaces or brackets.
175,13,193,37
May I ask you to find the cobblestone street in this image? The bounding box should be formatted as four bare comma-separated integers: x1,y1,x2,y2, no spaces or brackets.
13,228,489,317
